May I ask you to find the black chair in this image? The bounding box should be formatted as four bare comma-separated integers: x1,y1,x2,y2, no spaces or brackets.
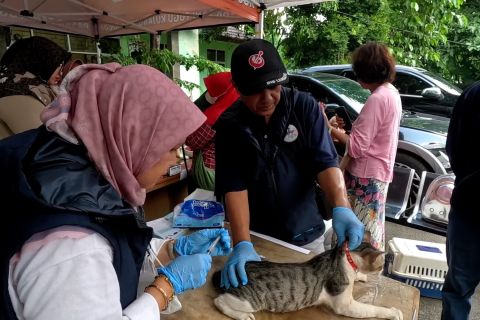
385,166,415,220
406,171,447,236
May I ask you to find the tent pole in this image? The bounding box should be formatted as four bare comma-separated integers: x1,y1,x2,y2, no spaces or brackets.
255,1,266,39
91,17,102,64
96,41,102,64
66,34,72,51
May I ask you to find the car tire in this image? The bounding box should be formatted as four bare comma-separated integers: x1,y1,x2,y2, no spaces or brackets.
395,152,430,174
395,152,431,210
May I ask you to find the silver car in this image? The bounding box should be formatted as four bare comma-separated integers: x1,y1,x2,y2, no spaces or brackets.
286,73,451,177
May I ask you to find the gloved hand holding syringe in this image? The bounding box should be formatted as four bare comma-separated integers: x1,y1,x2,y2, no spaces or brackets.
173,228,232,257
157,229,232,294
207,235,222,255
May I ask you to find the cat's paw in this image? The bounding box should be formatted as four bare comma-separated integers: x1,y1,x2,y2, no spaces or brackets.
388,307,403,320
241,314,255,320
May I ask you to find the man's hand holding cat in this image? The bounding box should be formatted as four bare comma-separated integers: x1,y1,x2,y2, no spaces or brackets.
221,241,261,288
332,206,365,250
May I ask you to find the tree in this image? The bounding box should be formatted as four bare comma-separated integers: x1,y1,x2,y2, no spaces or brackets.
113,49,226,95
282,0,390,69
444,1,480,86
387,0,465,76
280,0,467,84
263,9,287,49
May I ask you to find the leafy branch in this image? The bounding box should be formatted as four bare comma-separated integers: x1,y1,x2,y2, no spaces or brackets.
112,49,226,94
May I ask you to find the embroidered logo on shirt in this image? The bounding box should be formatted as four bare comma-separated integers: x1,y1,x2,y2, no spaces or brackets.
248,51,265,70
284,124,299,143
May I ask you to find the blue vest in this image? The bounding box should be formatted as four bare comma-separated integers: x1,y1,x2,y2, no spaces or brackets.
215,88,339,245
0,129,152,319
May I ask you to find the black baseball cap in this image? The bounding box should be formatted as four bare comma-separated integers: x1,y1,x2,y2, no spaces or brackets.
231,39,288,96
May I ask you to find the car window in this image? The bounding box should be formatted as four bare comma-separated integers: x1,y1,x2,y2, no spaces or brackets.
288,77,315,96
393,73,430,95
290,74,373,116
288,77,337,104
341,70,357,81
320,78,370,113
419,70,462,96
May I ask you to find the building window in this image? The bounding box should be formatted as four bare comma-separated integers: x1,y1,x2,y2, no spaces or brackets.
207,49,225,66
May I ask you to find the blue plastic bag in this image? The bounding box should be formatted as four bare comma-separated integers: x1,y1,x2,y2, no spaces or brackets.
172,200,225,228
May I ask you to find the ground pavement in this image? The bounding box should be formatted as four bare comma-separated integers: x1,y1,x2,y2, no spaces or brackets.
385,221,480,320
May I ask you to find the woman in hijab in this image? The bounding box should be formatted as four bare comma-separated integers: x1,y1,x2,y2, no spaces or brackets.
0,36,79,105
0,63,231,319
185,71,239,191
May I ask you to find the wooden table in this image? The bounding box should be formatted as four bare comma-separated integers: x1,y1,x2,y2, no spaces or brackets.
164,234,420,320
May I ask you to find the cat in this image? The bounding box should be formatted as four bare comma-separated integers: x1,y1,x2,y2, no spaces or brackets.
213,242,403,320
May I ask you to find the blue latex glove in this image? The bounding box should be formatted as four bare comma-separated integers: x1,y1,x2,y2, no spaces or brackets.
174,228,232,256
221,241,261,289
158,254,212,294
332,206,365,250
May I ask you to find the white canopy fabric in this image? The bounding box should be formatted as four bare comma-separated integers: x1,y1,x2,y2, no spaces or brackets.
0,0,331,38
0,0,258,38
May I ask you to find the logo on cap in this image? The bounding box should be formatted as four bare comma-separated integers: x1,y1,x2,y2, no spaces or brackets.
248,51,265,70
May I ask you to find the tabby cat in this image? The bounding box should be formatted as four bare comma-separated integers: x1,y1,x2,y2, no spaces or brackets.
213,242,402,320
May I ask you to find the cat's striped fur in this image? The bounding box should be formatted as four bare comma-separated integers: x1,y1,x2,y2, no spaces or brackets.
213,242,403,320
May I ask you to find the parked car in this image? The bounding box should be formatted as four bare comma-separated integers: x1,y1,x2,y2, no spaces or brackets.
286,72,451,178
299,64,462,118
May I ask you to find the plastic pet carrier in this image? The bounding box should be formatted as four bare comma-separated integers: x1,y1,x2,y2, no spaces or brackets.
421,174,455,225
384,237,448,299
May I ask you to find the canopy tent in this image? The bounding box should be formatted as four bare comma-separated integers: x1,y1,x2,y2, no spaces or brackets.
0,0,331,38
0,0,258,38
253,0,330,10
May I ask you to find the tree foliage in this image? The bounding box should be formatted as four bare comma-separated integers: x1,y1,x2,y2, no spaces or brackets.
279,0,473,85
112,49,226,93
387,0,464,72
282,0,390,69
444,1,480,86
263,9,287,49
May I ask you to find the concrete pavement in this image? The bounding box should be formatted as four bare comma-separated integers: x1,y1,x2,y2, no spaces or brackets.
385,221,480,320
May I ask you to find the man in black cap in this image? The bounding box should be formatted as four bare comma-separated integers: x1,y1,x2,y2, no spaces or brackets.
441,81,480,320
214,39,364,289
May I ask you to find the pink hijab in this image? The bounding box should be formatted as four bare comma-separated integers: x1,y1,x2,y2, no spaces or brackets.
41,63,206,207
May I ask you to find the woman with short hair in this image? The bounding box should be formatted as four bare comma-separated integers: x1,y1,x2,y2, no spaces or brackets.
329,42,402,250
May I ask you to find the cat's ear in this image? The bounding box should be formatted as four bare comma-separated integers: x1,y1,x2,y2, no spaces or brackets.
368,250,386,266
362,230,372,244
358,245,385,260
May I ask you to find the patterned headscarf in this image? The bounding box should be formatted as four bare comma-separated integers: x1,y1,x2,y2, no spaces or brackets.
1,36,71,82
41,63,206,207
